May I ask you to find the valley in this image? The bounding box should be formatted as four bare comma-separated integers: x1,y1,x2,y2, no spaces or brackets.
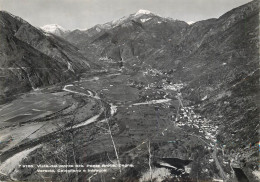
0,69,257,181
0,0,259,181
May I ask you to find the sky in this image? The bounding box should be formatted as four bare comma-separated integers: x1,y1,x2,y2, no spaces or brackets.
0,0,252,30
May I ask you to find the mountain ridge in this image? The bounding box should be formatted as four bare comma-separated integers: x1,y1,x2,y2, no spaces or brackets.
0,10,93,103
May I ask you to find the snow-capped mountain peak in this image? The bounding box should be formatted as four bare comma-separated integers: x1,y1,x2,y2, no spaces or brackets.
41,24,68,36
187,21,195,25
135,9,151,16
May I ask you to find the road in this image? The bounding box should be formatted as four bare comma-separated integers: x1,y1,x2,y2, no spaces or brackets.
213,144,227,181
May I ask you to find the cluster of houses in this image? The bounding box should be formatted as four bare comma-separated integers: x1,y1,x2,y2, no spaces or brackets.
175,105,232,168
176,106,219,146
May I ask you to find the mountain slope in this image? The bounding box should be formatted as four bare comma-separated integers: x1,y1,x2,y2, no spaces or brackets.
63,10,189,70
61,0,259,180
0,11,91,103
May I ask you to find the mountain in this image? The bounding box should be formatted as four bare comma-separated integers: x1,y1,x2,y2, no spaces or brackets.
61,0,259,180
0,1,259,181
0,11,91,103
61,1,259,98
63,9,189,70
41,24,70,36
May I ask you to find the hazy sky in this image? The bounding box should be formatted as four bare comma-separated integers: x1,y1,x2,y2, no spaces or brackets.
0,0,252,30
